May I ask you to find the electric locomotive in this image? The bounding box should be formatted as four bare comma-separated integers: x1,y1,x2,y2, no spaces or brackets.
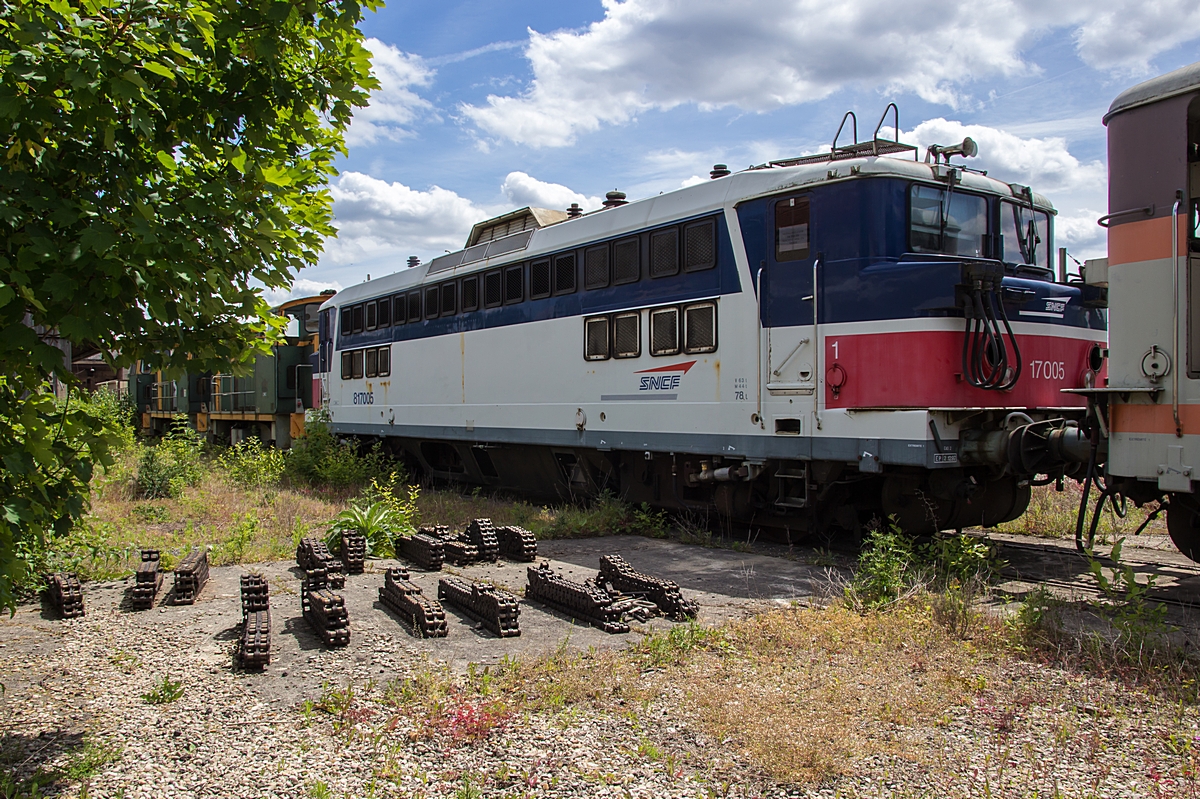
131,294,328,446
1073,61,1200,561
321,108,1106,537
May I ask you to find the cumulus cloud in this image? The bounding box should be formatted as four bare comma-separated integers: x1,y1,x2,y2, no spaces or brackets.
262,278,342,307
345,39,435,146
901,119,1105,196
322,172,497,270
500,171,602,211
462,0,1200,147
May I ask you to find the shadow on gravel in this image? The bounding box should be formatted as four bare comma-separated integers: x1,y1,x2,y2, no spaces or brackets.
0,729,85,793
373,600,429,639
212,624,242,643
281,615,326,651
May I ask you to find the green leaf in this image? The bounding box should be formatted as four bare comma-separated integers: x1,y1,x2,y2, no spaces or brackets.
141,61,175,79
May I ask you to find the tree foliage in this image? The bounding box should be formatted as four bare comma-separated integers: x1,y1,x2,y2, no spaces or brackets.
0,0,379,610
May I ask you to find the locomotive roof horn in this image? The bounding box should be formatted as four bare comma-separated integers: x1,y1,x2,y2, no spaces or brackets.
925,137,979,164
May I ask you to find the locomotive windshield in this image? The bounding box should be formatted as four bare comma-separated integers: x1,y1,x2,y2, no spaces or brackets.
1000,201,1050,267
909,185,988,257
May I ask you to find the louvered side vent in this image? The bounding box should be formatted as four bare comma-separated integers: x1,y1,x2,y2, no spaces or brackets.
366,301,377,330
504,265,523,303
585,317,610,360
554,253,577,294
407,291,421,323
441,282,456,315
613,313,640,358
484,271,502,307
684,303,717,353
613,237,639,284
650,307,679,356
584,245,610,289
461,277,478,311
530,259,551,298
684,219,716,271
424,286,439,319
650,229,679,277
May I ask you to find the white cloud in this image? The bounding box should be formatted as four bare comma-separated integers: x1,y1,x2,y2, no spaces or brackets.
262,278,343,307
901,119,1105,196
1073,1,1200,75
345,39,435,146
1055,209,1107,261
323,172,497,271
461,0,1200,147
500,171,602,211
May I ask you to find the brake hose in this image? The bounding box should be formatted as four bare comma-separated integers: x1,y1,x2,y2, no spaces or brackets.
961,277,1022,391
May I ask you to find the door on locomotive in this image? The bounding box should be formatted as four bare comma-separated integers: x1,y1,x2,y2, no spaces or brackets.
1098,62,1200,560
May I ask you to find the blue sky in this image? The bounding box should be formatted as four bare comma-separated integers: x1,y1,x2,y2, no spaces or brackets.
276,0,1200,301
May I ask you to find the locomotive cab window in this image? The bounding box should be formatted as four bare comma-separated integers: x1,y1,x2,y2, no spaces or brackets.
1000,201,1050,267
910,185,988,258
775,198,810,262
585,316,610,360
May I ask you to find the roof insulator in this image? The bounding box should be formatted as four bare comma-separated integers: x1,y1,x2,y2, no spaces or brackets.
566,202,583,218
710,164,731,179
602,190,628,208
407,255,420,268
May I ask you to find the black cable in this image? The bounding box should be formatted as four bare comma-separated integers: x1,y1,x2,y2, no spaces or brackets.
1074,423,1100,552
992,288,1022,390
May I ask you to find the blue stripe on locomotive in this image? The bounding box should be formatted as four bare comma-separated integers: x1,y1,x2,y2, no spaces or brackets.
335,211,742,351
737,177,1105,331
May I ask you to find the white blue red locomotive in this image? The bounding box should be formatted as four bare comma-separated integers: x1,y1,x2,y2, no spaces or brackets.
319,110,1106,538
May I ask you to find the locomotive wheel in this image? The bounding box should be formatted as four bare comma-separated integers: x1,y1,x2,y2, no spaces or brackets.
1166,494,1200,563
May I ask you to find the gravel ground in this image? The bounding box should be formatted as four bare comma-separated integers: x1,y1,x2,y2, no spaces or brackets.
3,535,1200,798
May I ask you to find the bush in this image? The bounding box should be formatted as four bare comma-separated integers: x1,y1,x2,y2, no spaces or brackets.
284,418,390,489
325,501,398,558
846,521,918,610
218,438,285,488
135,420,203,499
77,387,137,454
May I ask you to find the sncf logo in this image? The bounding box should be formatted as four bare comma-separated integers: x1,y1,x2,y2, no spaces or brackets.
636,360,695,391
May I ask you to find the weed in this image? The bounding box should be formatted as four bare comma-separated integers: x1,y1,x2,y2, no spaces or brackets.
136,420,204,499
214,511,259,565
1087,537,1173,650
307,780,332,799
62,739,122,784
218,438,285,489
131,504,170,523
141,675,184,705
325,501,399,559
454,774,482,799
285,418,391,489
845,520,917,610
108,650,140,674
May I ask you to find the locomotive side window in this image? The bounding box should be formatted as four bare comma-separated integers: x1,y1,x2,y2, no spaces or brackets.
650,307,680,356
340,351,353,379
366,300,377,331
683,302,717,353
613,237,640,284
351,349,364,379
1000,201,1050,267
910,185,988,257
365,348,378,378
392,294,406,326
407,290,421,323
461,276,479,311
585,244,610,289
351,303,364,334
484,270,503,308
775,197,810,262
504,265,524,304
585,316,610,360
425,286,440,320
340,307,352,337
613,312,640,358
377,296,391,327
441,281,457,316
530,259,552,299
684,219,716,272
554,253,577,294
650,228,680,277
377,346,390,377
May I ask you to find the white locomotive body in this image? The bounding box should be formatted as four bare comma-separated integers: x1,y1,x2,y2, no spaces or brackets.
320,131,1106,536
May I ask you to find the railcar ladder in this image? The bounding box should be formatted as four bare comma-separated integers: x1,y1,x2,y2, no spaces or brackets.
774,463,809,509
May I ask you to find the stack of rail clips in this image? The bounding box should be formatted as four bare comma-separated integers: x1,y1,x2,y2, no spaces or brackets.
496,525,538,562
131,549,163,610
378,567,448,638
340,531,366,575
301,567,350,647
173,549,209,605
430,525,479,566
45,573,85,619
239,574,271,669
437,577,521,637
395,527,446,571
462,518,499,562
524,563,629,634
598,555,699,621
296,537,345,588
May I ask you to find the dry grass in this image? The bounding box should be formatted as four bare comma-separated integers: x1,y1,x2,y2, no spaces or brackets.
996,481,1168,542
